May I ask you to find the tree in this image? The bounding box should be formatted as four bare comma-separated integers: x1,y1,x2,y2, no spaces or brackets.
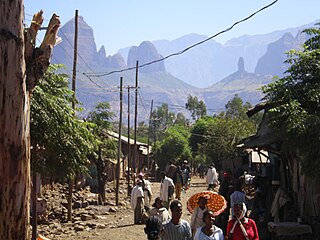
224,95,251,120
262,24,320,178
156,126,192,170
202,117,256,167
174,112,189,128
151,103,176,141
31,65,96,179
185,94,207,120
189,116,217,155
0,7,60,239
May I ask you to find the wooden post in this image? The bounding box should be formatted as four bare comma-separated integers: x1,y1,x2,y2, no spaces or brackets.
127,86,131,195
116,77,123,205
153,119,157,181
133,61,139,178
68,9,78,222
147,99,153,180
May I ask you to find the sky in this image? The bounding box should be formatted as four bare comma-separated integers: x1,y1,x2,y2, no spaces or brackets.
24,0,320,56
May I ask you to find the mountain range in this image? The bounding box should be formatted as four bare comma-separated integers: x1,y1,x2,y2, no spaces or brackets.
51,16,318,120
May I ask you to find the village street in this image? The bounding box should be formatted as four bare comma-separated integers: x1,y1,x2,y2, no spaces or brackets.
77,177,207,240
38,176,209,240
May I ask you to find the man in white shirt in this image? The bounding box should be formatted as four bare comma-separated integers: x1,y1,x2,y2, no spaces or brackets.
131,179,145,224
206,164,218,190
160,172,175,209
138,172,153,210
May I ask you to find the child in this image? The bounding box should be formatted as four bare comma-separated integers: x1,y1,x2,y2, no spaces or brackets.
191,196,209,235
144,216,163,240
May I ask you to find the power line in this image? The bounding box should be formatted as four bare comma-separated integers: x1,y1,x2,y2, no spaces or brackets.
138,89,150,117
83,0,278,77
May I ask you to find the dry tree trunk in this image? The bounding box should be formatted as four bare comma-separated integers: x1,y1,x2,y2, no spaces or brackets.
0,1,30,239
0,1,60,239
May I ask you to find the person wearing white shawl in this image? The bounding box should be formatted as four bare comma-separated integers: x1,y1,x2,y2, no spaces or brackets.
225,202,260,240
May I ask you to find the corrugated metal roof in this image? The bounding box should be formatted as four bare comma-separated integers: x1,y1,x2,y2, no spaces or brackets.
107,131,152,156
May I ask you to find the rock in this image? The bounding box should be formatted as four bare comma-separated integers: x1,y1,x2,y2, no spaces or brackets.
96,223,106,229
74,225,85,231
73,201,82,209
81,214,93,221
108,207,118,213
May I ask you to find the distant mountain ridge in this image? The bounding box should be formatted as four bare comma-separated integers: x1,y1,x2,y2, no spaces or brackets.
51,16,318,119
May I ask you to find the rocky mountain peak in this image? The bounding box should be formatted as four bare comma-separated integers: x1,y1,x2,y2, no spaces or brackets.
238,57,245,72
53,16,126,71
127,41,165,73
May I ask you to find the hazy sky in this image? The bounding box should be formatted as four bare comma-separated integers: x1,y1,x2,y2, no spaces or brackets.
24,0,320,56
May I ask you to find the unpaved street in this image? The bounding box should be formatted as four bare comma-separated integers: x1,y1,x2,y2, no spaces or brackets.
66,176,208,240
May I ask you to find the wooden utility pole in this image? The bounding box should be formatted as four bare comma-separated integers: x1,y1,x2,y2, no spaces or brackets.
153,119,157,180
116,77,123,205
133,61,139,178
127,86,131,195
68,9,78,222
126,85,134,195
71,10,78,109
147,99,153,180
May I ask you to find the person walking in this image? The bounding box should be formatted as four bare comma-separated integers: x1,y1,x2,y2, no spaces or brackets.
148,197,171,223
160,172,175,209
173,167,184,200
225,202,259,240
138,172,153,211
190,196,208,236
206,164,218,190
130,179,145,224
144,216,163,240
161,200,192,240
181,160,191,190
194,210,224,240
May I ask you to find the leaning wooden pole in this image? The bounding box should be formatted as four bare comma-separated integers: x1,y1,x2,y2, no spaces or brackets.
68,9,78,222
116,77,123,205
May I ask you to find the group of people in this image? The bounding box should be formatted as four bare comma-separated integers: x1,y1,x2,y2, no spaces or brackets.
144,198,259,240
130,162,260,239
130,161,191,224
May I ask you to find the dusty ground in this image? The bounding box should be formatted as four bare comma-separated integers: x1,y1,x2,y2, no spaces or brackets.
50,176,208,240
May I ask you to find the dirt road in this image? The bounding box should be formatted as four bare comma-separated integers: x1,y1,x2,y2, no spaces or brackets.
70,176,209,240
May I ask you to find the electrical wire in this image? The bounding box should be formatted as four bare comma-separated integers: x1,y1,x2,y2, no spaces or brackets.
83,0,278,77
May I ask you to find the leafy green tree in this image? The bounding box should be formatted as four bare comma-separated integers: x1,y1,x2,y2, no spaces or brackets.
137,121,149,143
262,24,320,178
202,117,256,167
30,65,96,179
225,95,251,119
223,94,263,127
156,126,192,170
185,94,207,120
151,103,176,141
174,112,189,128
189,116,217,155
88,102,114,130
